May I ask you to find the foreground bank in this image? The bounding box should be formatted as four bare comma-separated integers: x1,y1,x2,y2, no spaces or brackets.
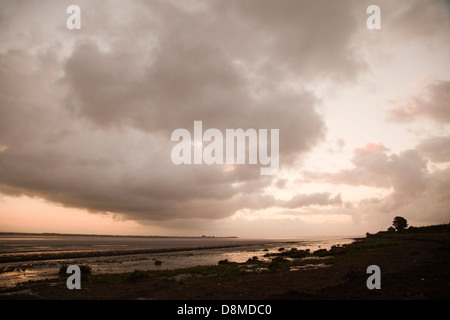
1,226,449,300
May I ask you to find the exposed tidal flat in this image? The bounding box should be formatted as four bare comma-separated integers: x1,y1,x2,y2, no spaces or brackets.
0,233,355,289
1,226,449,300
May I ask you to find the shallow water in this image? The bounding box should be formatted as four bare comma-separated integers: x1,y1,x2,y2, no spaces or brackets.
0,234,357,288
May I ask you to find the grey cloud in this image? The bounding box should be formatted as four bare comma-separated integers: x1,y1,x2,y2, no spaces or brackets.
304,143,428,195
63,39,325,159
282,193,342,209
212,0,367,82
417,136,450,162
301,142,450,224
383,0,450,40
4,0,369,224
356,167,450,225
388,80,450,123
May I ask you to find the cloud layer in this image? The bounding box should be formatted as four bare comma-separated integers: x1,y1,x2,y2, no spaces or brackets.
1,0,449,234
1,0,362,223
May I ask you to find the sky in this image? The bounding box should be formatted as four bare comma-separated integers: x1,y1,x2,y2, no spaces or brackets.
0,0,449,238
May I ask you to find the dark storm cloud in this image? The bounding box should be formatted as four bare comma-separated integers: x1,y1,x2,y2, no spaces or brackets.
0,0,376,223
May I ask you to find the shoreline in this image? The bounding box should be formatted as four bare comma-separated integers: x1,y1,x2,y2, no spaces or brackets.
0,244,258,264
1,230,449,300
0,231,238,239
0,237,357,288
0,235,359,263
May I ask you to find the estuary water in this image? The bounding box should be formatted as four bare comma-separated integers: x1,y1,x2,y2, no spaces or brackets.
0,233,358,288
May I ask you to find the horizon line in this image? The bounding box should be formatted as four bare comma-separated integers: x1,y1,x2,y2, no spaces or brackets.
0,231,238,239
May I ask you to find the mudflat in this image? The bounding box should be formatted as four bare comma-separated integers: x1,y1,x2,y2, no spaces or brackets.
1,231,449,300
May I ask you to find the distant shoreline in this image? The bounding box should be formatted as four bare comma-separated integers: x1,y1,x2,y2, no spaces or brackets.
0,244,255,264
0,231,238,239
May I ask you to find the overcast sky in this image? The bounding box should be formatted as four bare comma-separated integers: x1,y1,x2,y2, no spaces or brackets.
1,0,449,237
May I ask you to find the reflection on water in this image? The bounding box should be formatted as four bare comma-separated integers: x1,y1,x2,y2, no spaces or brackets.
0,235,357,288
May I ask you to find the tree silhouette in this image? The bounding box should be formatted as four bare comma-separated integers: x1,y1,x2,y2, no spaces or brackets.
392,216,408,232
